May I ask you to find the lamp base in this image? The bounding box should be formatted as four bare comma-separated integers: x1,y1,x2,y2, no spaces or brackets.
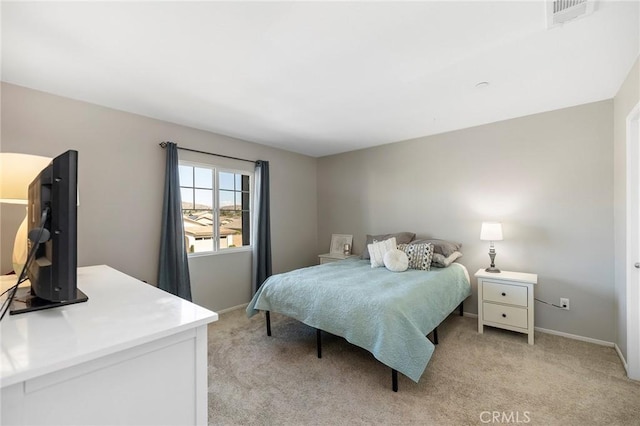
12,209,29,275
486,248,500,273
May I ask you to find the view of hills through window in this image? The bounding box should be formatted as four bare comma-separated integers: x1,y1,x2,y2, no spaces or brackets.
179,164,251,253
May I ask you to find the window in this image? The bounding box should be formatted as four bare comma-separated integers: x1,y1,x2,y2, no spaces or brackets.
179,163,252,254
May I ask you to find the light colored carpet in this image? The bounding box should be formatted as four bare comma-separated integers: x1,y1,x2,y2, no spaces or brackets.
207,308,640,425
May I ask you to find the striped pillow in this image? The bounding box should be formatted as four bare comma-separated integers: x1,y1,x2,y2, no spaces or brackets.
397,242,434,271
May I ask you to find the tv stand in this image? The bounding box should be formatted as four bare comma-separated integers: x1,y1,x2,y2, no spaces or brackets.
10,287,88,315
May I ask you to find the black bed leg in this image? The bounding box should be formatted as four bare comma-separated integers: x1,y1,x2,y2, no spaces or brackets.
265,311,271,336
392,369,398,392
316,328,322,358
459,301,464,316
432,327,439,345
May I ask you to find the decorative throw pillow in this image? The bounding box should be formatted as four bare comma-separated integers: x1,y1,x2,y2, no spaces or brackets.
383,249,408,272
361,232,416,260
398,242,434,271
368,237,397,268
431,251,463,268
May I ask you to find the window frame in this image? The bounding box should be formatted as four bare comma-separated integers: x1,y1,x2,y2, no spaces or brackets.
179,160,254,257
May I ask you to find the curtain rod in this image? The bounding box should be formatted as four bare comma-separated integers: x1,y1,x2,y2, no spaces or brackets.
159,141,257,164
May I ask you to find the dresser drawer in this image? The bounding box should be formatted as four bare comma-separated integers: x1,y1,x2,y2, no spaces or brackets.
483,302,528,329
482,281,528,307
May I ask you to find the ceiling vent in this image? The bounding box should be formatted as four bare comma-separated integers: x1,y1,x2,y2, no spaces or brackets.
547,0,595,28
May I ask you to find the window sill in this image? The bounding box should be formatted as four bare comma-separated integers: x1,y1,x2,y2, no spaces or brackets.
187,246,252,258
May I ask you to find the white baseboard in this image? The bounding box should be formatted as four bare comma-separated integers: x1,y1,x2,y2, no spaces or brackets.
614,344,628,373
458,311,615,348
217,303,249,315
533,326,614,347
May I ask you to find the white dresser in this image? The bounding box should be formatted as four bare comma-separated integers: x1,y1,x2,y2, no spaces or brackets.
475,269,537,345
1,265,218,425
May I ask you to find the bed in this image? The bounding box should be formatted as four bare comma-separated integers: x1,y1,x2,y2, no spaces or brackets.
246,257,471,391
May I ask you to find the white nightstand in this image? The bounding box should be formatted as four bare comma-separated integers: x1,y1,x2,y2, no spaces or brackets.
475,269,537,345
318,253,358,264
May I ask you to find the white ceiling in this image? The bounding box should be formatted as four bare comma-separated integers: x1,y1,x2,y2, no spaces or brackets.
2,1,639,157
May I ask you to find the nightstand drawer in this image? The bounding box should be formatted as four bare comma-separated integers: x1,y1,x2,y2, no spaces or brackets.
483,302,528,329
483,281,528,307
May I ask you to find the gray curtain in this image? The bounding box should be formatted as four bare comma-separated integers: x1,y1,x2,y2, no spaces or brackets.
158,142,192,301
252,160,272,295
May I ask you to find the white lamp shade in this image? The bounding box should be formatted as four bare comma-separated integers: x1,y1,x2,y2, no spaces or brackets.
480,222,503,241
0,153,52,204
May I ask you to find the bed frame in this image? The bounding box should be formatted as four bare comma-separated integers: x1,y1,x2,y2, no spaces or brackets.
263,301,464,392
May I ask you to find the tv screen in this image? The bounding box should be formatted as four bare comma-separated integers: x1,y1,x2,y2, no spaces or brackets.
10,149,87,314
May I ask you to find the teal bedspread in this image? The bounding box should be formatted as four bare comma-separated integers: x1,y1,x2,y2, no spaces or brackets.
246,258,471,382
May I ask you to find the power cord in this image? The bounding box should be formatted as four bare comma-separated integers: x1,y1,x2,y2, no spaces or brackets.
0,209,50,321
534,298,564,309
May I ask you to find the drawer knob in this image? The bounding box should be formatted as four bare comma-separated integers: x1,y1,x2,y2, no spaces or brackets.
502,313,507,318
501,292,506,296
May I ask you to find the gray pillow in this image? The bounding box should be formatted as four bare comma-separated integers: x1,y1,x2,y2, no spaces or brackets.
411,238,462,257
361,232,416,259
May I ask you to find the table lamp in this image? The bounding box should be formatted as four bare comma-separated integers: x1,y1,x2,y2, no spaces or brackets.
0,153,52,274
480,221,503,273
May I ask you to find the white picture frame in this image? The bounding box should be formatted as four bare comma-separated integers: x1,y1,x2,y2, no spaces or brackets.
330,234,353,255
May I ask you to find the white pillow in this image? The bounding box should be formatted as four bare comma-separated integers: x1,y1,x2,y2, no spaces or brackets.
383,249,408,272
368,237,397,268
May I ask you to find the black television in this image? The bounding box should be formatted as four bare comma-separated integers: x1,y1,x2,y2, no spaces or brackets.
10,149,87,315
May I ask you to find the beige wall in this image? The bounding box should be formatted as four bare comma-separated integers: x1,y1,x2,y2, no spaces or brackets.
0,82,318,312
318,100,615,342
1,78,627,343
613,56,640,360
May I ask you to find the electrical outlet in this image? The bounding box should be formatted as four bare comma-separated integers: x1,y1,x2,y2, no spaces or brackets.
560,298,570,310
